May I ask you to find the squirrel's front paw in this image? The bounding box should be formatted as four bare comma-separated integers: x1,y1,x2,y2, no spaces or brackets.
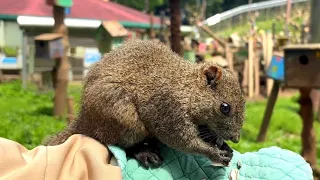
211,150,232,167
220,141,233,158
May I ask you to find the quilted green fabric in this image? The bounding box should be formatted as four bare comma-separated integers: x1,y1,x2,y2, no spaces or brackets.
108,144,313,180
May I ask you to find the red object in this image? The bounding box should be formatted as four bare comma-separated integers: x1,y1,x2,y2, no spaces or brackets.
198,43,206,53
0,0,160,24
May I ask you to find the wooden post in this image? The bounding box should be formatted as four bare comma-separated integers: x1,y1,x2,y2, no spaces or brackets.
257,80,280,142
272,22,276,44
52,5,70,118
169,0,182,56
254,43,260,97
266,32,274,96
299,88,317,166
159,10,166,43
149,11,156,39
242,60,249,95
28,45,35,75
198,25,227,50
225,44,234,72
298,0,319,168
309,0,320,123
248,36,254,98
0,70,3,83
21,30,28,89
285,0,292,36
67,96,75,124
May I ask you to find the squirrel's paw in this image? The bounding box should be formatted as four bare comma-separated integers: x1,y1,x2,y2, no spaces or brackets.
125,139,163,168
134,151,163,168
220,141,233,158
210,149,233,167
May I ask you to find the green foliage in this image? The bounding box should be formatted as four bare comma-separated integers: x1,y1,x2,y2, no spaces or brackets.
113,0,269,18
113,0,165,12
0,46,18,57
0,81,67,149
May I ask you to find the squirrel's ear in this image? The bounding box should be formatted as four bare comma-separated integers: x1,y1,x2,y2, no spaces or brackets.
203,65,222,86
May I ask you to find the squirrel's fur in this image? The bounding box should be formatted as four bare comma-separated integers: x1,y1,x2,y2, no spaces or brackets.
44,39,245,166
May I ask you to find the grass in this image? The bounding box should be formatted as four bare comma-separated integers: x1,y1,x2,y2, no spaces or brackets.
0,81,319,165
217,16,304,38
0,81,81,149
231,95,320,165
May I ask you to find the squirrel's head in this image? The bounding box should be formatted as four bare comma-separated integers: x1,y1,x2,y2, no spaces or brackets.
191,62,245,144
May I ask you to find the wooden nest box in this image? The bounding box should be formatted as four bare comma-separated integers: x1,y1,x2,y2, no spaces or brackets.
95,21,128,53
34,33,64,60
284,44,320,88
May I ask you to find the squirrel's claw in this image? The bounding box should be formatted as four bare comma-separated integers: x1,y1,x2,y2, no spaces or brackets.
125,138,163,169
134,151,163,168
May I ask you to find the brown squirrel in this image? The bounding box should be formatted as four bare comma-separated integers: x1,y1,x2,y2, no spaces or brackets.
44,39,245,168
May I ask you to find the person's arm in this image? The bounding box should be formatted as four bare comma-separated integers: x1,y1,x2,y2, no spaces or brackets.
0,134,122,180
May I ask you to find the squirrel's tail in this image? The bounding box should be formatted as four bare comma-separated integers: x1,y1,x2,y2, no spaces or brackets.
42,125,75,146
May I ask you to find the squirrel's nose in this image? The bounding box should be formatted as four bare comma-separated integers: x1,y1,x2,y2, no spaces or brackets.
230,134,240,143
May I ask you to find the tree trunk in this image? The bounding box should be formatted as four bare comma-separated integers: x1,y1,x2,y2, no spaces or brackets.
52,6,70,118
144,0,149,13
149,11,155,39
169,0,182,56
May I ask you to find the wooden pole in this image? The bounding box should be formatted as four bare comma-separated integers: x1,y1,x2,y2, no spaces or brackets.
67,96,75,124
21,30,28,89
144,0,149,13
242,60,249,95
197,24,226,49
169,0,182,56
254,39,260,97
285,0,292,36
52,6,70,118
159,10,166,43
0,70,3,83
257,80,280,142
225,44,234,72
149,11,155,39
266,32,274,96
248,36,254,98
309,0,320,123
299,88,317,166
298,0,319,168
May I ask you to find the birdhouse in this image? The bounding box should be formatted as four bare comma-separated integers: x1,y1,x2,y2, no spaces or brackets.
266,53,284,81
95,21,128,54
34,33,64,59
283,44,320,88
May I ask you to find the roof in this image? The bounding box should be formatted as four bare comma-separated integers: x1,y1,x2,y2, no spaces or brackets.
0,0,160,26
34,33,63,41
101,21,128,37
284,43,320,50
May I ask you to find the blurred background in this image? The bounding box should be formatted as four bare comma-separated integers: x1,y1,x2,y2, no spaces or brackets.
0,0,319,178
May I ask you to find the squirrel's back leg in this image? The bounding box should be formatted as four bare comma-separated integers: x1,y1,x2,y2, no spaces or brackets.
44,83,148,148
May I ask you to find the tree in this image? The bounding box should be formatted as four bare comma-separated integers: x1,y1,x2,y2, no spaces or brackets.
52,6,70,118
113,0,165,13
169,0,182,55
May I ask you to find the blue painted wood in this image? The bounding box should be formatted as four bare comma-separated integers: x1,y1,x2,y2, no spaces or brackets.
2,57,17,64
266,55,284,81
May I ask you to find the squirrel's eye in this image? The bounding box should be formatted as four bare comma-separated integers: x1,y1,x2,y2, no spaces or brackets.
220,102,231,115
